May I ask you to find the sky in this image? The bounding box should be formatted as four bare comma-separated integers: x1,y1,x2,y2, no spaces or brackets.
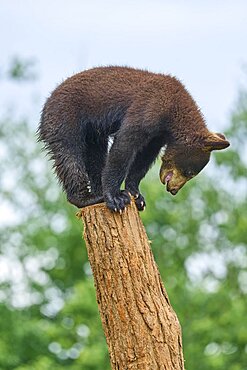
1,0,247,131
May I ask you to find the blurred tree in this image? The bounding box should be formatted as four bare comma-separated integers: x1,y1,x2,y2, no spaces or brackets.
7,56,37,81
0,60,246,370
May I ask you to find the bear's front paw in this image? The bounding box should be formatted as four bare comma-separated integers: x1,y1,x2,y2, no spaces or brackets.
133,193,146,211
104,190,131,213
125,185,146,211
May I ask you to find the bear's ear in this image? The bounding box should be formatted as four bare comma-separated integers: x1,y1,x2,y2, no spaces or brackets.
203,132,230,151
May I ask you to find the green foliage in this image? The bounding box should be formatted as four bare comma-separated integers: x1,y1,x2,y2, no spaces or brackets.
0,63,246,369
7,57,37,81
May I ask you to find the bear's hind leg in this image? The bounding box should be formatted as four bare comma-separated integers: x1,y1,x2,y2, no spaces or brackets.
85,137,108,200
51,141,102,208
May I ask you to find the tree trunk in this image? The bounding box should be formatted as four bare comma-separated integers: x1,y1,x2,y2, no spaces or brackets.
78,200,185,370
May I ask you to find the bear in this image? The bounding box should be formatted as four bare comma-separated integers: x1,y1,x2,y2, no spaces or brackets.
38,66,230,212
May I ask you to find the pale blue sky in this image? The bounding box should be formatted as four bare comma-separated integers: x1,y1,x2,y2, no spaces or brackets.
1,0,247,130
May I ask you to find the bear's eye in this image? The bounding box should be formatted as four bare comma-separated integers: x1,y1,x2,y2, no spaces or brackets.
184,169,194,178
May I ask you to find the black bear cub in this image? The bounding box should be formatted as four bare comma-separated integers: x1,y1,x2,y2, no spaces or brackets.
38,66,230,212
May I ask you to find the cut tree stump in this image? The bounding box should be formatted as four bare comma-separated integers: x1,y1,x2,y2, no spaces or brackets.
78,199,185,370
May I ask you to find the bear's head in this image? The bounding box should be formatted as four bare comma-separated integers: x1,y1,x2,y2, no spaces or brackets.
160,132,230,195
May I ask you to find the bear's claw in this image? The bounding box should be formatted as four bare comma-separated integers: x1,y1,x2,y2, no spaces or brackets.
105,190,131,213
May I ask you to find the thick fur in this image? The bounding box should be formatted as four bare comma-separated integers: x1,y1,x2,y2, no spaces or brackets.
38,66,229,211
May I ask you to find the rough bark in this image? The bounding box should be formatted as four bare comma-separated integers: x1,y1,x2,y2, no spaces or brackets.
78,200,185,370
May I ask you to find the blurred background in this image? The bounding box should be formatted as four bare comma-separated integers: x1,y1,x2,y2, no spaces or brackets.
0,1,246,369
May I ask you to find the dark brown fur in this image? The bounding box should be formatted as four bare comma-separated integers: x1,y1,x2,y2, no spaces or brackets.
38,66,229,212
